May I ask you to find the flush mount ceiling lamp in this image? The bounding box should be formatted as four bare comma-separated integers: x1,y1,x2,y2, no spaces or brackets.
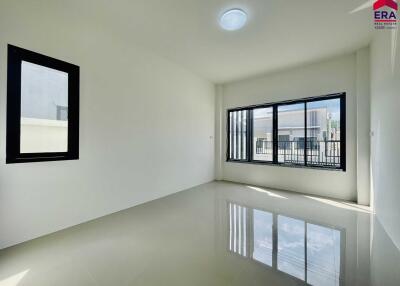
219,9,248,31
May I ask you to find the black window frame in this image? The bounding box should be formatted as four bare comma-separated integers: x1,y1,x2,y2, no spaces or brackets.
226,93,346,171
6,45,80,164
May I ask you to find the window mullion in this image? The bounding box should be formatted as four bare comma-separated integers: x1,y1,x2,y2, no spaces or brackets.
340,95,346,171
241,111,245,160
247,109,252,162
304,102,308,166
272,105,278,164
230,112,233,159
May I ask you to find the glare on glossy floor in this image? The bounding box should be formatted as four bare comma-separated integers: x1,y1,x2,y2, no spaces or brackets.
0,181,399,286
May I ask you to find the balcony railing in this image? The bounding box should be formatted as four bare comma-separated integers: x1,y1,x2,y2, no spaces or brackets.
255,139,341,168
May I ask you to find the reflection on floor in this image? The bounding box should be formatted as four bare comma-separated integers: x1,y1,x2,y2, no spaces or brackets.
0,181,399,286
229,202,342,285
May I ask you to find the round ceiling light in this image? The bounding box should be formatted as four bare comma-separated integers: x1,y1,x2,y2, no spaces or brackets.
219,9,248,31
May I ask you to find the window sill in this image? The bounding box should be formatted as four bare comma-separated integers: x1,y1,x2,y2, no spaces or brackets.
6,154,78,164
226,159,345,172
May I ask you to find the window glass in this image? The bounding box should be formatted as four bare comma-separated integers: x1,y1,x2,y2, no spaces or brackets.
306,99,341,168
20,61,68,153
278,103,305,164
228,110,247,160
253,107,273,161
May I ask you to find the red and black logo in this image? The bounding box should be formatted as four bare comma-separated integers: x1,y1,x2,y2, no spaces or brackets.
374,0,398,29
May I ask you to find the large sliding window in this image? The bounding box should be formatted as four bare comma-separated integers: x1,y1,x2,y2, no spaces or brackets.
227,93,346,170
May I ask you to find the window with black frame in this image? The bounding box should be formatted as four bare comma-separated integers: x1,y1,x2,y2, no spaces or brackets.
227,93,346,170
6,45,79,163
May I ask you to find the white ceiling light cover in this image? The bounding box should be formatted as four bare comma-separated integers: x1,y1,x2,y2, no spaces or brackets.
220,9,248,31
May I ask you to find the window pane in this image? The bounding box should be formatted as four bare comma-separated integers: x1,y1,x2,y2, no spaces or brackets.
253,107,273,161
278,215,305,281
253,209,273,266
229,110,247,160
307,99,341,168
307,224,341,286
278,103,305,164
20,61,68,153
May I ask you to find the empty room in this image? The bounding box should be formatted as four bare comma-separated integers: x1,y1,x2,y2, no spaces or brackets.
0,0,399,285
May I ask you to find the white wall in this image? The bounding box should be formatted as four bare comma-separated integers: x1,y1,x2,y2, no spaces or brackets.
356,48,371,205
0,0,215,249
216,53,371,202
370,29,400,251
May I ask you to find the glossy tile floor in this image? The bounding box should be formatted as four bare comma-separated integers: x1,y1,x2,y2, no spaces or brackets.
0,182,399,286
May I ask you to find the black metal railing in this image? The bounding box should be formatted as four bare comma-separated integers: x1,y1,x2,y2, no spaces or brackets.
277,140,305,165
255,139,341,167
255,139,273,155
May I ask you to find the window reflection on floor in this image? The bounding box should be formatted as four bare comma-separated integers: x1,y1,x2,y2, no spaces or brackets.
278,215,305,280
253,209,273,266
228,202,343,286
307,224,341,286
228,203,248,256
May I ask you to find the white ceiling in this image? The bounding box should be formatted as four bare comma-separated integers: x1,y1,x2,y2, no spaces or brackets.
91,0,373,83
